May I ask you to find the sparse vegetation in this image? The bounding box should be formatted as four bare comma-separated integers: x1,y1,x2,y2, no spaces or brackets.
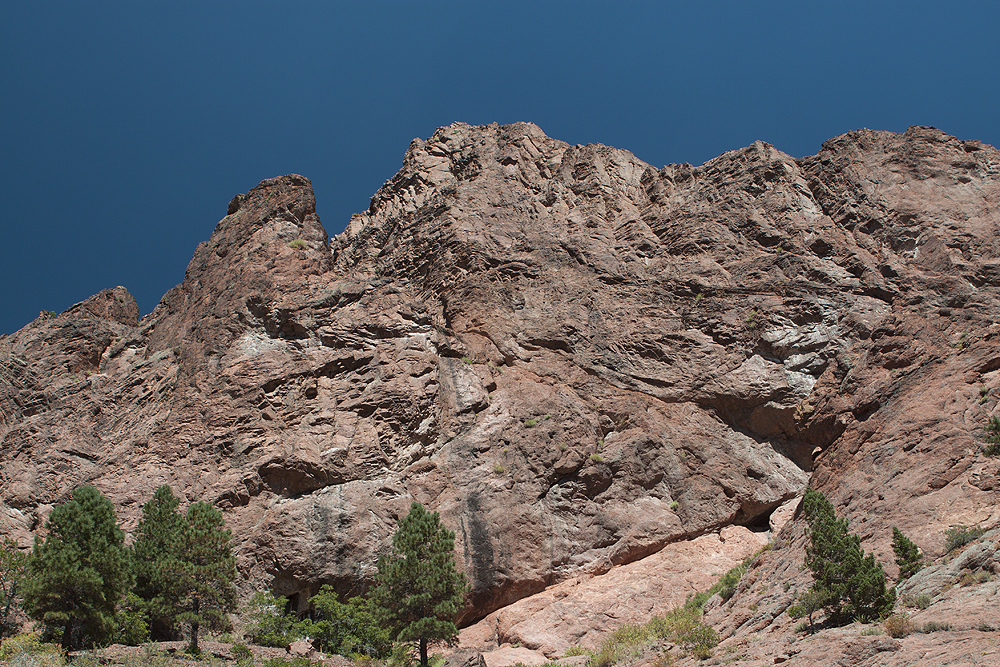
958,569,993,586
0,631,65,665
584,600,718,665
287,240,307,250
708,546,768,603
589,453,604,463
493,464,505,474
524,419,538,427
883,613,913,638
263,657,319,667
230,643,253,666
669,501,679,511
943,524,986,553
920,620,951,633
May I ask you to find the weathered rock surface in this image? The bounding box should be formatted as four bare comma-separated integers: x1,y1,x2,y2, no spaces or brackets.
2,123,1000,664
459,525,767,658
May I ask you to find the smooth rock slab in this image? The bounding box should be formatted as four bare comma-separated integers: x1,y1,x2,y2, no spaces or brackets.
460,525,768,658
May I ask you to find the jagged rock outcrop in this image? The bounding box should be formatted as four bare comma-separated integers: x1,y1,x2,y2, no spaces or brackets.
2,123,999,653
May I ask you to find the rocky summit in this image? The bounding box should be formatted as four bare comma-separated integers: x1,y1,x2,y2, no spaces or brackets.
2,122,1000,665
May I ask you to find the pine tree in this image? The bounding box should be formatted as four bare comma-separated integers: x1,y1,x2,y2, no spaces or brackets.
22,486,132,649
373,502,468,667
163,501,238,654
842,548,895,621
891,527,923,580
801,487,852,619
132,485,187,640
800,487,894,624
1,538,30,637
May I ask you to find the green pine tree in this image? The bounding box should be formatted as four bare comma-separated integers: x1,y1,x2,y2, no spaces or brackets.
891,527,923,580
162,501,238,654
802,487,853,620
800,487,894,624
984,415,1000,456
132,485,187,640
1,538,30,637
842,548,895,621
373,502,468,667
22,486,132,649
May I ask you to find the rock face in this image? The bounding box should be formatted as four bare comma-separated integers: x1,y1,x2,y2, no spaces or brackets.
2,123,999,650
459,525,768,658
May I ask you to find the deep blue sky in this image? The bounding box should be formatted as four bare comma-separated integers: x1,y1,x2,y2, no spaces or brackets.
2,1,999,335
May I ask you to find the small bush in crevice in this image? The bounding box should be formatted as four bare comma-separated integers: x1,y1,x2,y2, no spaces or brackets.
705,543,772,603
883,613,913,638
675,623,718,660
957,569,993,587
920,621,951,633
944,525,986,553
585,624,648,667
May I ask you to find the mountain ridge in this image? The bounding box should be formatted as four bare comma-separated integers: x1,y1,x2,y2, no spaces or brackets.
2,122,999,664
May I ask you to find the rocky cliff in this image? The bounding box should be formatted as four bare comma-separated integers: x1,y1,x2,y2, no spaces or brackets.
2,122,999,662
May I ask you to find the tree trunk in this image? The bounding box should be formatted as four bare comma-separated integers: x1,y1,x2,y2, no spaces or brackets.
62,617,74,651
189,594,200,654
420,637,428,667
